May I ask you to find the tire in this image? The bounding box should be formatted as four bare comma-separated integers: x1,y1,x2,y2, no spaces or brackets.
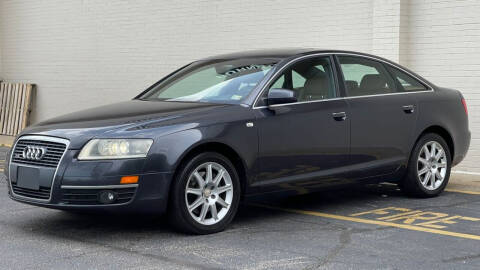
168,152,241,234
401,133,451,197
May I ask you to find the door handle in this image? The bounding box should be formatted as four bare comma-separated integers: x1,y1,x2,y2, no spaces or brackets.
332,112,347,121
402,105,415,114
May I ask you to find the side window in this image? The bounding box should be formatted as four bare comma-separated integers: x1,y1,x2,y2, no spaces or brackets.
386,66,428,92
292,70,306,89
270,74,285,89
338,56,397,96
268,57,336,102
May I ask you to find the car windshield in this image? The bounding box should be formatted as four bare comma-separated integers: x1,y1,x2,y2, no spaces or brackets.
139,58,278,104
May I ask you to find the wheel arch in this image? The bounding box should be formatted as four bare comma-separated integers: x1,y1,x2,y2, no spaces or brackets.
171,141,248,195
415,125,454,159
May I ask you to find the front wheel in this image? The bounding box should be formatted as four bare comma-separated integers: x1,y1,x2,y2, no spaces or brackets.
168,152,241,234
401,133,451,197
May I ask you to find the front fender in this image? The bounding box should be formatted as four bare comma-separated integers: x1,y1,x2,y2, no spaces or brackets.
142,121,259,180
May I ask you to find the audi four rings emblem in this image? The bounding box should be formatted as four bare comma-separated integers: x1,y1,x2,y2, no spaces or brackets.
22,146,47,160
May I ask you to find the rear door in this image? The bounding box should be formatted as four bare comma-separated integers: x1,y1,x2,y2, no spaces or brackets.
336,55,418,178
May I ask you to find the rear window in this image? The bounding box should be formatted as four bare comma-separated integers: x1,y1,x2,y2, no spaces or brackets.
386,66,429,92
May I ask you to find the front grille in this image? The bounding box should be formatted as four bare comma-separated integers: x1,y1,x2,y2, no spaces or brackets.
12,139,67,168
11,183,51,200
61,188,137,205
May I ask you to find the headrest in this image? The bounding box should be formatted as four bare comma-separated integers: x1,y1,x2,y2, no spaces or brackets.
360,74,387,91
345,80,359,92
304,72,328,96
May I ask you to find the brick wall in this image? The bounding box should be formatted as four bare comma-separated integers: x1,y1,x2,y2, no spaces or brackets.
0,15,2,78
0,0,479,172
402,0,480,172
371,0,401,62
0,0,374,123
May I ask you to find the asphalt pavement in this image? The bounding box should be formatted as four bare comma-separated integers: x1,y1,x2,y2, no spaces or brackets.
1,172,479,270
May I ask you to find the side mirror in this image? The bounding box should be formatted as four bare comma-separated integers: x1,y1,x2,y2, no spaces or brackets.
267,88,297,106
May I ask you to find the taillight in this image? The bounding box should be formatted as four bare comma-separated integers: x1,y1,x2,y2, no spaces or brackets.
462,98,468,115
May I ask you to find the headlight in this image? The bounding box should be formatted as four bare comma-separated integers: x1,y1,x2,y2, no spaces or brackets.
78,139,153,160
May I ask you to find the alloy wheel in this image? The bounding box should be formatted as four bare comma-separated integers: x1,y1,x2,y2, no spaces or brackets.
184,162,234,226
417,141,447,190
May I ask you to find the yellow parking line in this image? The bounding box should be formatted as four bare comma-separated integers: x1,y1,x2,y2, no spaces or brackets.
378,183,480,196
253,204,480,241
445,189,480,195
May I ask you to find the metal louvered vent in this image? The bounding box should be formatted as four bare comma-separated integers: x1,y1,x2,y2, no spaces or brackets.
12,139,67,168
11,183,51,199
61,188,137,205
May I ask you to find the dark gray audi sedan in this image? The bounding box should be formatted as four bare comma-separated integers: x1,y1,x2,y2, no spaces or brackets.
5,49,470,234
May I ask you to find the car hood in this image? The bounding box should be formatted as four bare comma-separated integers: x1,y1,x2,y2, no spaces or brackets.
21,100,229,148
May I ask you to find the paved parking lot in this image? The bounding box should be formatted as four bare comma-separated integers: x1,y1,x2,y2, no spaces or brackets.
1,172,479,270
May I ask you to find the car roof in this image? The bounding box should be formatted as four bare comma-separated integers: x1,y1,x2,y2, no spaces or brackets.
199,48,435,91
200,48,376,61
200,48,318,60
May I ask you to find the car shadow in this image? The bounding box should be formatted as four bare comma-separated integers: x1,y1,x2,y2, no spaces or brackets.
235,183,406,222
14,183,407,239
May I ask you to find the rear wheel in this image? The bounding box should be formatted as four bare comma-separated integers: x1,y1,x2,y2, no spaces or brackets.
401,133,451,197
168,152,240,234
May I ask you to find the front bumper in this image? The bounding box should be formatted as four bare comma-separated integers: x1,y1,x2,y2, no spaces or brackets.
7,148,173,214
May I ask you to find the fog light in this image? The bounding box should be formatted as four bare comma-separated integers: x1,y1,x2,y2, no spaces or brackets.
98,190,117,204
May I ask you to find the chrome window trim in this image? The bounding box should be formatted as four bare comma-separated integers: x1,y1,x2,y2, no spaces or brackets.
252,52,433,109
9,135,70,203
254,97,345,109
334,52,434,91
253,91,433,109
61,184,138,189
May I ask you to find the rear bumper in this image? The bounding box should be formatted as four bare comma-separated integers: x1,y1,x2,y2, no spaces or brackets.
452,129,471,167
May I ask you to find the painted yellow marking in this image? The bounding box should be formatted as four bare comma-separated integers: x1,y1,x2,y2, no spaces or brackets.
0,144,12,147
253,204,480,241
445,188,480,195
383,211,449,224
415,215,480,229
378,183,480,196
351,207,480,229
350,207,411,217
377,210,423,220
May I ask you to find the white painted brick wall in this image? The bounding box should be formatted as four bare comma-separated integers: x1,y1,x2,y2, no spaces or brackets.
0,16,2,78
0,0,479,172
402,0,480,172
0,0,374,123
372,0,401,62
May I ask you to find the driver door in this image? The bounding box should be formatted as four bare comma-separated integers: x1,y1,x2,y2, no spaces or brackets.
252,55,350,191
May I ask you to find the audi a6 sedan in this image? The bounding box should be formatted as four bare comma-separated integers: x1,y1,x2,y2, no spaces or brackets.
6,49,470,234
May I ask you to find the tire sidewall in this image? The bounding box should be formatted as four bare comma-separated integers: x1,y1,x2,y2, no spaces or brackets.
172,152,241,234
408,133,451,196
